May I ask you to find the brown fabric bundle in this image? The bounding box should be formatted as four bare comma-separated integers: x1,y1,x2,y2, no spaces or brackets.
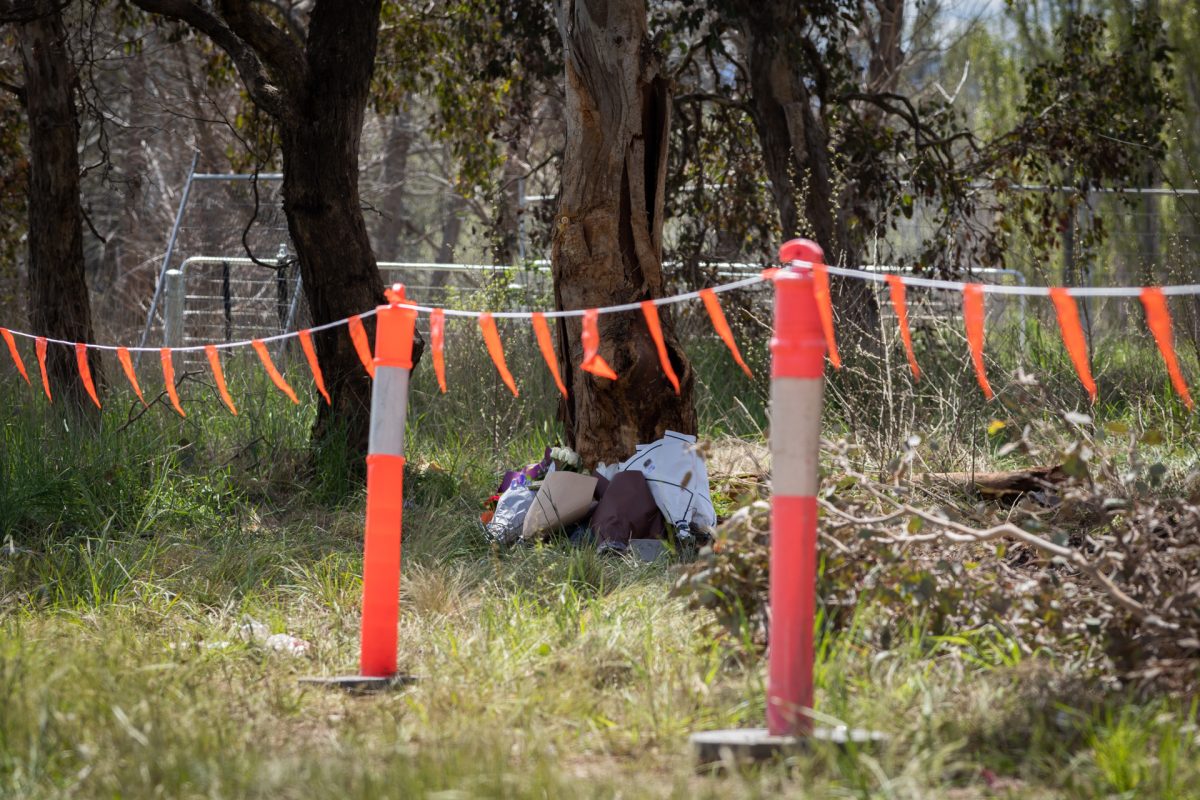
591,470,665,551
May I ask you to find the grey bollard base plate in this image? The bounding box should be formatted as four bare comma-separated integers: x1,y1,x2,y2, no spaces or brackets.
298,674,417,694
691,727,886,767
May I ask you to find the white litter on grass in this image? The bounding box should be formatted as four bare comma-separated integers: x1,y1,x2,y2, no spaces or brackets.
264,633,312,656
236,616,312,657
238,617,270,643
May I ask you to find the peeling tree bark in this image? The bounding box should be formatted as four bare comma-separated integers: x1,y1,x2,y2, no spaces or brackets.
553,0,696,467
16,8,101,412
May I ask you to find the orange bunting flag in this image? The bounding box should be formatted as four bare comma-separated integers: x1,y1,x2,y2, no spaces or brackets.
35,337,51,402
641,301,680,394
1140,288,1194,410
700,288,752,378
430,308,447,393
74,343,101,409
117,347,145,405
204,345,238,415
963,284,993,400
1049,288,1098,404
811,262,841,369
252,340,299,404
1,328,30,385
531,312,568,398
348,315,375,378
580,309,618,381
298,329,330,405
160,348,185,417
479,312,518,397
885,275,920,381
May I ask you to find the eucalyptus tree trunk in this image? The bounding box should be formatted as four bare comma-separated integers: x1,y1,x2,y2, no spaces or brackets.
16,9,101,412
129,0,423,455
552,0,696,467
277,0,390,449
740,0,880,340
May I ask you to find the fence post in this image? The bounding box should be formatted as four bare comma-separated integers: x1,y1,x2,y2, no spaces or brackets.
136,151,198,366
275,243,304,359
301,284,417,692
163,268,185,367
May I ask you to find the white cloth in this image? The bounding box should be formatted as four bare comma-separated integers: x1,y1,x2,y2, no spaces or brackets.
597,431,716,533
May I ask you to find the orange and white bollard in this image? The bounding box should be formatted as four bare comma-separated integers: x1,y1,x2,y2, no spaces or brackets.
359,287,417,678
691,239,882,764
303,284,417,691
767,238,827,736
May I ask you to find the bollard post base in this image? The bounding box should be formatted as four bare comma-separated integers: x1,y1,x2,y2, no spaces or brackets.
691,727,885,768
298,674,417,694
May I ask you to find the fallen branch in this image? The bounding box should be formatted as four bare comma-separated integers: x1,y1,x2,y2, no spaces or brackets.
921,465,1068,500
820,472,1176,631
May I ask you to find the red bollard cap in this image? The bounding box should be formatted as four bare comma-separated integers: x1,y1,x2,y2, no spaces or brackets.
778,239,824,267
375,283,417,369
771,260,826,379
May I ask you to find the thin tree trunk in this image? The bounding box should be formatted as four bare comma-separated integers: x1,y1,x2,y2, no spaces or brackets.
377,111,413,259
867,0,906,94
553,0,696,467
742,1,879,339
17,9,100,412
428,192,464,290
492,142,524,266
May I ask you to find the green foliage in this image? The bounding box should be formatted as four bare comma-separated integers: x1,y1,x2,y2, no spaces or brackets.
376,1,557,196
664,101,779,266
1017,11,1173,180
0,399,239,546
983,8,1176,271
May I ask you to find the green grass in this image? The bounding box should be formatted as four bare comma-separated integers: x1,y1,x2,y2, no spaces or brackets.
1,328,1199,798
4,515,1198,798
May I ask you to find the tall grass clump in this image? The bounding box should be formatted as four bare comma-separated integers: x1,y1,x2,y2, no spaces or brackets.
0,348,326,548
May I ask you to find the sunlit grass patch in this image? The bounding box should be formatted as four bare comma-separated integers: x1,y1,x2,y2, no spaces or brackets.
2,329,1199,797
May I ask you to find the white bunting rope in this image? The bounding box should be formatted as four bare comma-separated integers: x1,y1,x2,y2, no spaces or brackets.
405,273,769,319
4,263,1200,354
816,263,1200,297
0,274,768,353
2,307,381,353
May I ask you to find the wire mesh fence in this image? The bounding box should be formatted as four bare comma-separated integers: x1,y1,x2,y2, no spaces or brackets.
117,172,295,354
